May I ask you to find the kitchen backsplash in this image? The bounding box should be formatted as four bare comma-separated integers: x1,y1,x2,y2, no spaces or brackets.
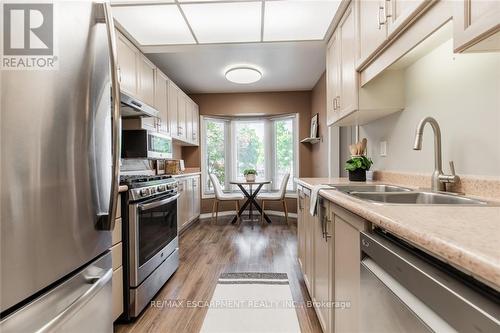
374,170,500,200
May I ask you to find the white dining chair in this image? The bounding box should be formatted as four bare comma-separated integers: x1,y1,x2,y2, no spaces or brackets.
257,173,290,224
209,173,244,224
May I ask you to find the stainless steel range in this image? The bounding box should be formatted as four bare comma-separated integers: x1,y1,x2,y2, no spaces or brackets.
120,175,180,319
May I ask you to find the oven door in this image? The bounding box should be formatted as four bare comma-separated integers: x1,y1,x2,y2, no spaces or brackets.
129,193,179,287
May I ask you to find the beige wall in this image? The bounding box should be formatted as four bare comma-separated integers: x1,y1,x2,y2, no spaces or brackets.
310,72,329,177
359,39,500,177
182,91,314,214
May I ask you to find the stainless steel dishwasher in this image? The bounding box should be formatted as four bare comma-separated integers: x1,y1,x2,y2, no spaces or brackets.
360,229,500,333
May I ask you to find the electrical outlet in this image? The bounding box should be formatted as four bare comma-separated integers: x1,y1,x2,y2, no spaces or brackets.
380,141,387,157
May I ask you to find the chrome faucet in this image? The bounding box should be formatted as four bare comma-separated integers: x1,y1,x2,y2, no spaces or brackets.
413,117,458,192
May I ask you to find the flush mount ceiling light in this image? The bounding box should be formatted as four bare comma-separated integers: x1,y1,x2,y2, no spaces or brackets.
225,67,262,84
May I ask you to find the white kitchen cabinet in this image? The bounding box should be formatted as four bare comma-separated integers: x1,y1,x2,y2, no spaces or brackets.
453,0,500,52
355,0,431,68
386,0,430,35
355,0,387,65
338,3,358,117
191,175,201,219
192,103,199,145
138,55,155,107
332,204,368,333
176,175,201,232
326,31,340,126
297,188,306,271
168,81,179,139
303,189,314,295
186,100,193,145
116,28,199,146
177,178,189,230
312,198,333,333
177,92,187,142
110,194,123,322
116,30,138,97
155,70,170,135
326,1,405,127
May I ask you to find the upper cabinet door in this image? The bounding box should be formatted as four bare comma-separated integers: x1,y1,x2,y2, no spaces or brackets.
355,0,387,66
386,0,430,36
116,31,138,97
155,70,169,135
185,100,193,145
453,0,500,52
168,81,178,139
138,56,155,107
177,91,187,141
326,32,340,126
192,103,199,146
338,3,358,117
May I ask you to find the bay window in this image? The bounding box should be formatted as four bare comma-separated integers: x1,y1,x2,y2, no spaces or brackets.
201,114,298,196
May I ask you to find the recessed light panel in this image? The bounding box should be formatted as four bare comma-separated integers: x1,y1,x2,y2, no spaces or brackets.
181,2,261,43
264,0,340,41
112,5,195,45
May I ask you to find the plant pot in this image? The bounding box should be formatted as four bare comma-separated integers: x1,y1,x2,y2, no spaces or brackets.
348,169,366,182
245,174,256,182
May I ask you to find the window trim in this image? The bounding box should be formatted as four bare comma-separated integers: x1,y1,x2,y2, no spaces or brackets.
201,114,299,198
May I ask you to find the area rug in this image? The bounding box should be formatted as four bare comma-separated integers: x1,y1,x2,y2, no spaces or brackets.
200,272,301,333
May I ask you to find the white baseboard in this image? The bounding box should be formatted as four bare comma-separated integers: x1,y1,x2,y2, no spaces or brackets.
199,210,297,220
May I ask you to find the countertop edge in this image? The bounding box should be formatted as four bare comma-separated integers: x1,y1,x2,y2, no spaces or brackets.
295,178,500,290
170,172,201,178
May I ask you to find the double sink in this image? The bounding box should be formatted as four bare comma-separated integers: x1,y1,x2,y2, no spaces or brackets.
325,184,493,206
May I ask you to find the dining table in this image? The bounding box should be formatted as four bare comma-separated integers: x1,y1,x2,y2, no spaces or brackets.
229,179,272,224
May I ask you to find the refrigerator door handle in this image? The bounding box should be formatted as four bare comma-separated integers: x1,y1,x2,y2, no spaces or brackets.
38,269,113,332
97,2,121,230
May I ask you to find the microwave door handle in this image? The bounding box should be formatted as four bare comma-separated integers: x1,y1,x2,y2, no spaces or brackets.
96,2,121,230
138,194,180,211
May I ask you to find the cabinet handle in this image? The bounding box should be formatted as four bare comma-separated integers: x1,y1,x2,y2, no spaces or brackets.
325,217,332,241
377,5,386,30
385,0,392,19
336,96,340,110
333,98,337,111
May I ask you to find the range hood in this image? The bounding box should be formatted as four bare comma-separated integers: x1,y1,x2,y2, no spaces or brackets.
120,91,159,118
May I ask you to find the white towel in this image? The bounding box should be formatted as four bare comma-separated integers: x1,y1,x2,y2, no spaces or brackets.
310,185,331,216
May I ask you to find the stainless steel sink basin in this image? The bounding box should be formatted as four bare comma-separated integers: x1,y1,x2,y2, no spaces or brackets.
327,184,413,194
350,191,489,205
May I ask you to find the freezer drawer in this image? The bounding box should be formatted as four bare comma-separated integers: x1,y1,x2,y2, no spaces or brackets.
0,252,113,333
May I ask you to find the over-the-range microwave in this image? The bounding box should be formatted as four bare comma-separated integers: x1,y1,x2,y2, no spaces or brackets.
122,130,173,159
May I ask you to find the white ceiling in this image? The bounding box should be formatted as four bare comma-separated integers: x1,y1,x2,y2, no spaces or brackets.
112,0,340,93
146,41,326,93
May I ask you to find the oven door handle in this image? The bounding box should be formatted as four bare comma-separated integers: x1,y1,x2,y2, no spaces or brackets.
138,194,180,211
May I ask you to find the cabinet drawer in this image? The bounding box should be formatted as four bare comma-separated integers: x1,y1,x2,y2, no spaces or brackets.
112,218,122,245
112,266,124,321
111,242,122,271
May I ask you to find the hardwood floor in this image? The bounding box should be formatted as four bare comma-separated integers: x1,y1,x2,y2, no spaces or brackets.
114,216,322,333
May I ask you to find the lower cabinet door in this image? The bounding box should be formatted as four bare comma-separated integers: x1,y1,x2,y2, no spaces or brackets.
112,266,123,321
313,199,333,333
303,194,314,294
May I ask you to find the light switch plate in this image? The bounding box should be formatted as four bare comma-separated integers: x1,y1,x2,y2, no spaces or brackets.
380,141,387,157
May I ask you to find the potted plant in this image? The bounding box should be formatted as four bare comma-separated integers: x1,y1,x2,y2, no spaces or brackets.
345,156,373,182
243,168,257,182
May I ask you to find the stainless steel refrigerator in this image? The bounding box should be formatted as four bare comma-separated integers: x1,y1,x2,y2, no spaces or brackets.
1,1,121,331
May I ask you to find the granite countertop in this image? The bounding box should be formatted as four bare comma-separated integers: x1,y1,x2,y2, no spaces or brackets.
296,177,500,291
